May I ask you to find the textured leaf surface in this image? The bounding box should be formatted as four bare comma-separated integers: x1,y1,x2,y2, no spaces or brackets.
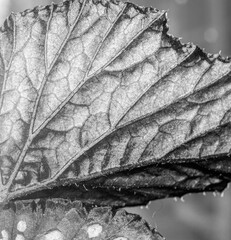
17,157,230,207
0,0,231,205
0,199,163,240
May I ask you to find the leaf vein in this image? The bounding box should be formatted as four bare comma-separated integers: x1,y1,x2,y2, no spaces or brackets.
113,45,196,128
4,0,88,192
0,14,16,113
52,58,231,180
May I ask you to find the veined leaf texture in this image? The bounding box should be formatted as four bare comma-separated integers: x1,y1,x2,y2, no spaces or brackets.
0,0,231,207
0,199,163,239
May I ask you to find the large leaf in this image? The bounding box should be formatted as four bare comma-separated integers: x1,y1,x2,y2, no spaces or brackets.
0,199,163,239
0,0,231,205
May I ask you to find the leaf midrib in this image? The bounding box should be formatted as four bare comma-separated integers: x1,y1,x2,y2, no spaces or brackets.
6,120,231,203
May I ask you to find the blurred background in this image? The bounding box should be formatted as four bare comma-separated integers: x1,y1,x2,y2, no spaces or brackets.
0,0,231,240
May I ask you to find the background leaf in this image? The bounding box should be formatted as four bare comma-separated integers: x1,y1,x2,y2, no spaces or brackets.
0,198,164,239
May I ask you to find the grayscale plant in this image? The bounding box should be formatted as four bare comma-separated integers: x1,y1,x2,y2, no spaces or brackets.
0,0,230,239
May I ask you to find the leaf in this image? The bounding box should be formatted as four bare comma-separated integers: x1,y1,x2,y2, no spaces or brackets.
0,199,163,239
0,0,231,205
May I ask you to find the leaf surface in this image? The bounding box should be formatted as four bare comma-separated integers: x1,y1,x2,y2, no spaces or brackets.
0,0,231,205
0,199,163,239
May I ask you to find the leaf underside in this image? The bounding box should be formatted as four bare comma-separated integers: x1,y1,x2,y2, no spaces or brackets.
0,0,231,205
0,199,163,239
